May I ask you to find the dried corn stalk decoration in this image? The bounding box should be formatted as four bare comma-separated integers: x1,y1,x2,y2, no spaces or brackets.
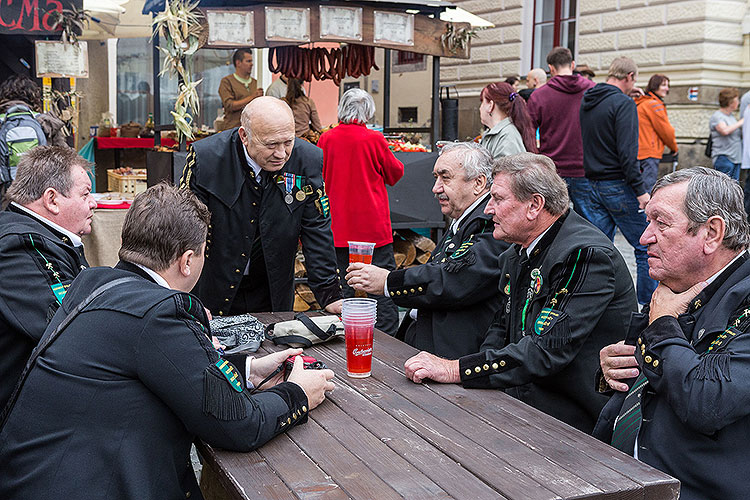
47,5,92,45
152,0,204,142
441,23,478,55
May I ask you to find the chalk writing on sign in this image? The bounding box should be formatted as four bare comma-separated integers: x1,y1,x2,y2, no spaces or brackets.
35,41,89,78
206,10,254,47
319,6,362,41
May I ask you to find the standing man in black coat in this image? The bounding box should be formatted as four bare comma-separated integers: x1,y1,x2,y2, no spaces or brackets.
404,153,637,434
0,145,94,409
181,96,342,316
0,184,335,500
346,142,509,358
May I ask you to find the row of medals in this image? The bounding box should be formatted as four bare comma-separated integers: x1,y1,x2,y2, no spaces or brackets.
284,189,307,204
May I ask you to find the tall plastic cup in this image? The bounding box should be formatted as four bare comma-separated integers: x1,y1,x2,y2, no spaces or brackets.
348,241,375,298
342,298,377,378
348,241,375,265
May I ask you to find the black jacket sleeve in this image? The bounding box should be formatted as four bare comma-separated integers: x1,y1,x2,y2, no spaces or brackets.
135,294,309,452
639,314,750,435
386,231,505,310
615,99,645,196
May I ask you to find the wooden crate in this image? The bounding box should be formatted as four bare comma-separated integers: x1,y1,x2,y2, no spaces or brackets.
107,169,147,195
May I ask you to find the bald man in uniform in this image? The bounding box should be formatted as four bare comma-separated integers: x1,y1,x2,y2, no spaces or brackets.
181,97,343,316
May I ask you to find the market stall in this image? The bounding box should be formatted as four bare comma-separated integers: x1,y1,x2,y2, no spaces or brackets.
140,0,473,179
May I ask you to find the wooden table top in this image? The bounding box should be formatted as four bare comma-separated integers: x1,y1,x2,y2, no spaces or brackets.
197,312,679,500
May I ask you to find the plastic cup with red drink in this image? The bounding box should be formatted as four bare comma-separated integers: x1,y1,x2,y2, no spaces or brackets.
342,298,376,378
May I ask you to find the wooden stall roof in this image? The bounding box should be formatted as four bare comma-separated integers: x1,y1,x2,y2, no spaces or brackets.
145,0,470,58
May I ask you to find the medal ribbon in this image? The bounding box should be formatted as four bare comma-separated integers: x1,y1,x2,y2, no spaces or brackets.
284,173,293,193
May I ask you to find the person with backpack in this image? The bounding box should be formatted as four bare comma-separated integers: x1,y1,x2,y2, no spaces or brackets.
0,75,66,195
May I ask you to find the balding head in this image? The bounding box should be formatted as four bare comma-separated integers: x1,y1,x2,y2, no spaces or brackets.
241,96,294,138
526,68,547,89
239,96,296,172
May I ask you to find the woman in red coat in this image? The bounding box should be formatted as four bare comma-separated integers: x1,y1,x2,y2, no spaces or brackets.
318,89,404,335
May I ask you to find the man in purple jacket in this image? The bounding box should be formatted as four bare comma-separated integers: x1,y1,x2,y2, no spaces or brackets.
527,47,595,221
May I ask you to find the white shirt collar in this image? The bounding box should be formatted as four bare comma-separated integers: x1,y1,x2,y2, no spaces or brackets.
133,263,171,289
11,201,83,247
241,144,263,178
705,250,747,285
524,223,554,258
450,191,490,234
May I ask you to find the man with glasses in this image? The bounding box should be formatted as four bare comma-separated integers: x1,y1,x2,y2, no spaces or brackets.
580,56,657,307
181,96,342,316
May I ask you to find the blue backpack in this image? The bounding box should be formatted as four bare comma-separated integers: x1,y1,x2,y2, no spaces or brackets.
0,104,47,192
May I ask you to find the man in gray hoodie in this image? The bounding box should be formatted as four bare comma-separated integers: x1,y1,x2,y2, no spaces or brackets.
527,47,595,221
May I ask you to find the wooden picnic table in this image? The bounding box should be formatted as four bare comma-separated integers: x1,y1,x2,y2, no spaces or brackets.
197,311,679,500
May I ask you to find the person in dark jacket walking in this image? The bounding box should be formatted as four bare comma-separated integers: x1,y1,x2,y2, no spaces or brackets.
580,56,657,306
595,168,750,500
528,47,595,221
0,145,93,410
403,153,637,434
0,184,335,500
346,142,509,359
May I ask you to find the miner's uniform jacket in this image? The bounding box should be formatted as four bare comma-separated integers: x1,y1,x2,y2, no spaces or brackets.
594,252,750,500
181,129,342,315
459,210,637,433
388,192,509,359
0,203,88,409
0,262,310,500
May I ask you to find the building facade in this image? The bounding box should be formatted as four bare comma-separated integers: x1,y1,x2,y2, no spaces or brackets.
441,0,750,165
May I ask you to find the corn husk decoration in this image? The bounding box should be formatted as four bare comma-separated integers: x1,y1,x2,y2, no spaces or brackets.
152,0,204,142
441,23,478,55
47,5,92,45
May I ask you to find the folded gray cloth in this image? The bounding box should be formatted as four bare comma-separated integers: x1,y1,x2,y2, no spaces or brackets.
209,314,265,353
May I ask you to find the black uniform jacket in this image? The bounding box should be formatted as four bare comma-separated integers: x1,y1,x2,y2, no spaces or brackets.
0,204,87,409
0,262,309,500
596,252,750,500
389,192,509,358
459,210,637,433
182,129,341,315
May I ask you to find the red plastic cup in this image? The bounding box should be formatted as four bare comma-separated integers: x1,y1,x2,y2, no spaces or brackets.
342,298,376,378
348,241,375,265
345,323,374,377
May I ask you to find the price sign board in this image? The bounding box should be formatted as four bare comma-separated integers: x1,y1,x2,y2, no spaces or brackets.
206,10,254,47
35,40,89,78
319,6,362,41
373,11,414,46
265,6,310,42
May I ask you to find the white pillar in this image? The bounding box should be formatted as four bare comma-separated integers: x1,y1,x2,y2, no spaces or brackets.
107,38,118,124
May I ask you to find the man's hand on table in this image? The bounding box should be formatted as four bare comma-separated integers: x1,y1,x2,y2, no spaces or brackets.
287,355,335,410
404,351,460,384
648,281,707,325
599,341,639,392
324,299,343,314
346,263,389,295
249,348,303,388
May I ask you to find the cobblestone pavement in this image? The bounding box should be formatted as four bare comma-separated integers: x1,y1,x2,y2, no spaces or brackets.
613,228,639,293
